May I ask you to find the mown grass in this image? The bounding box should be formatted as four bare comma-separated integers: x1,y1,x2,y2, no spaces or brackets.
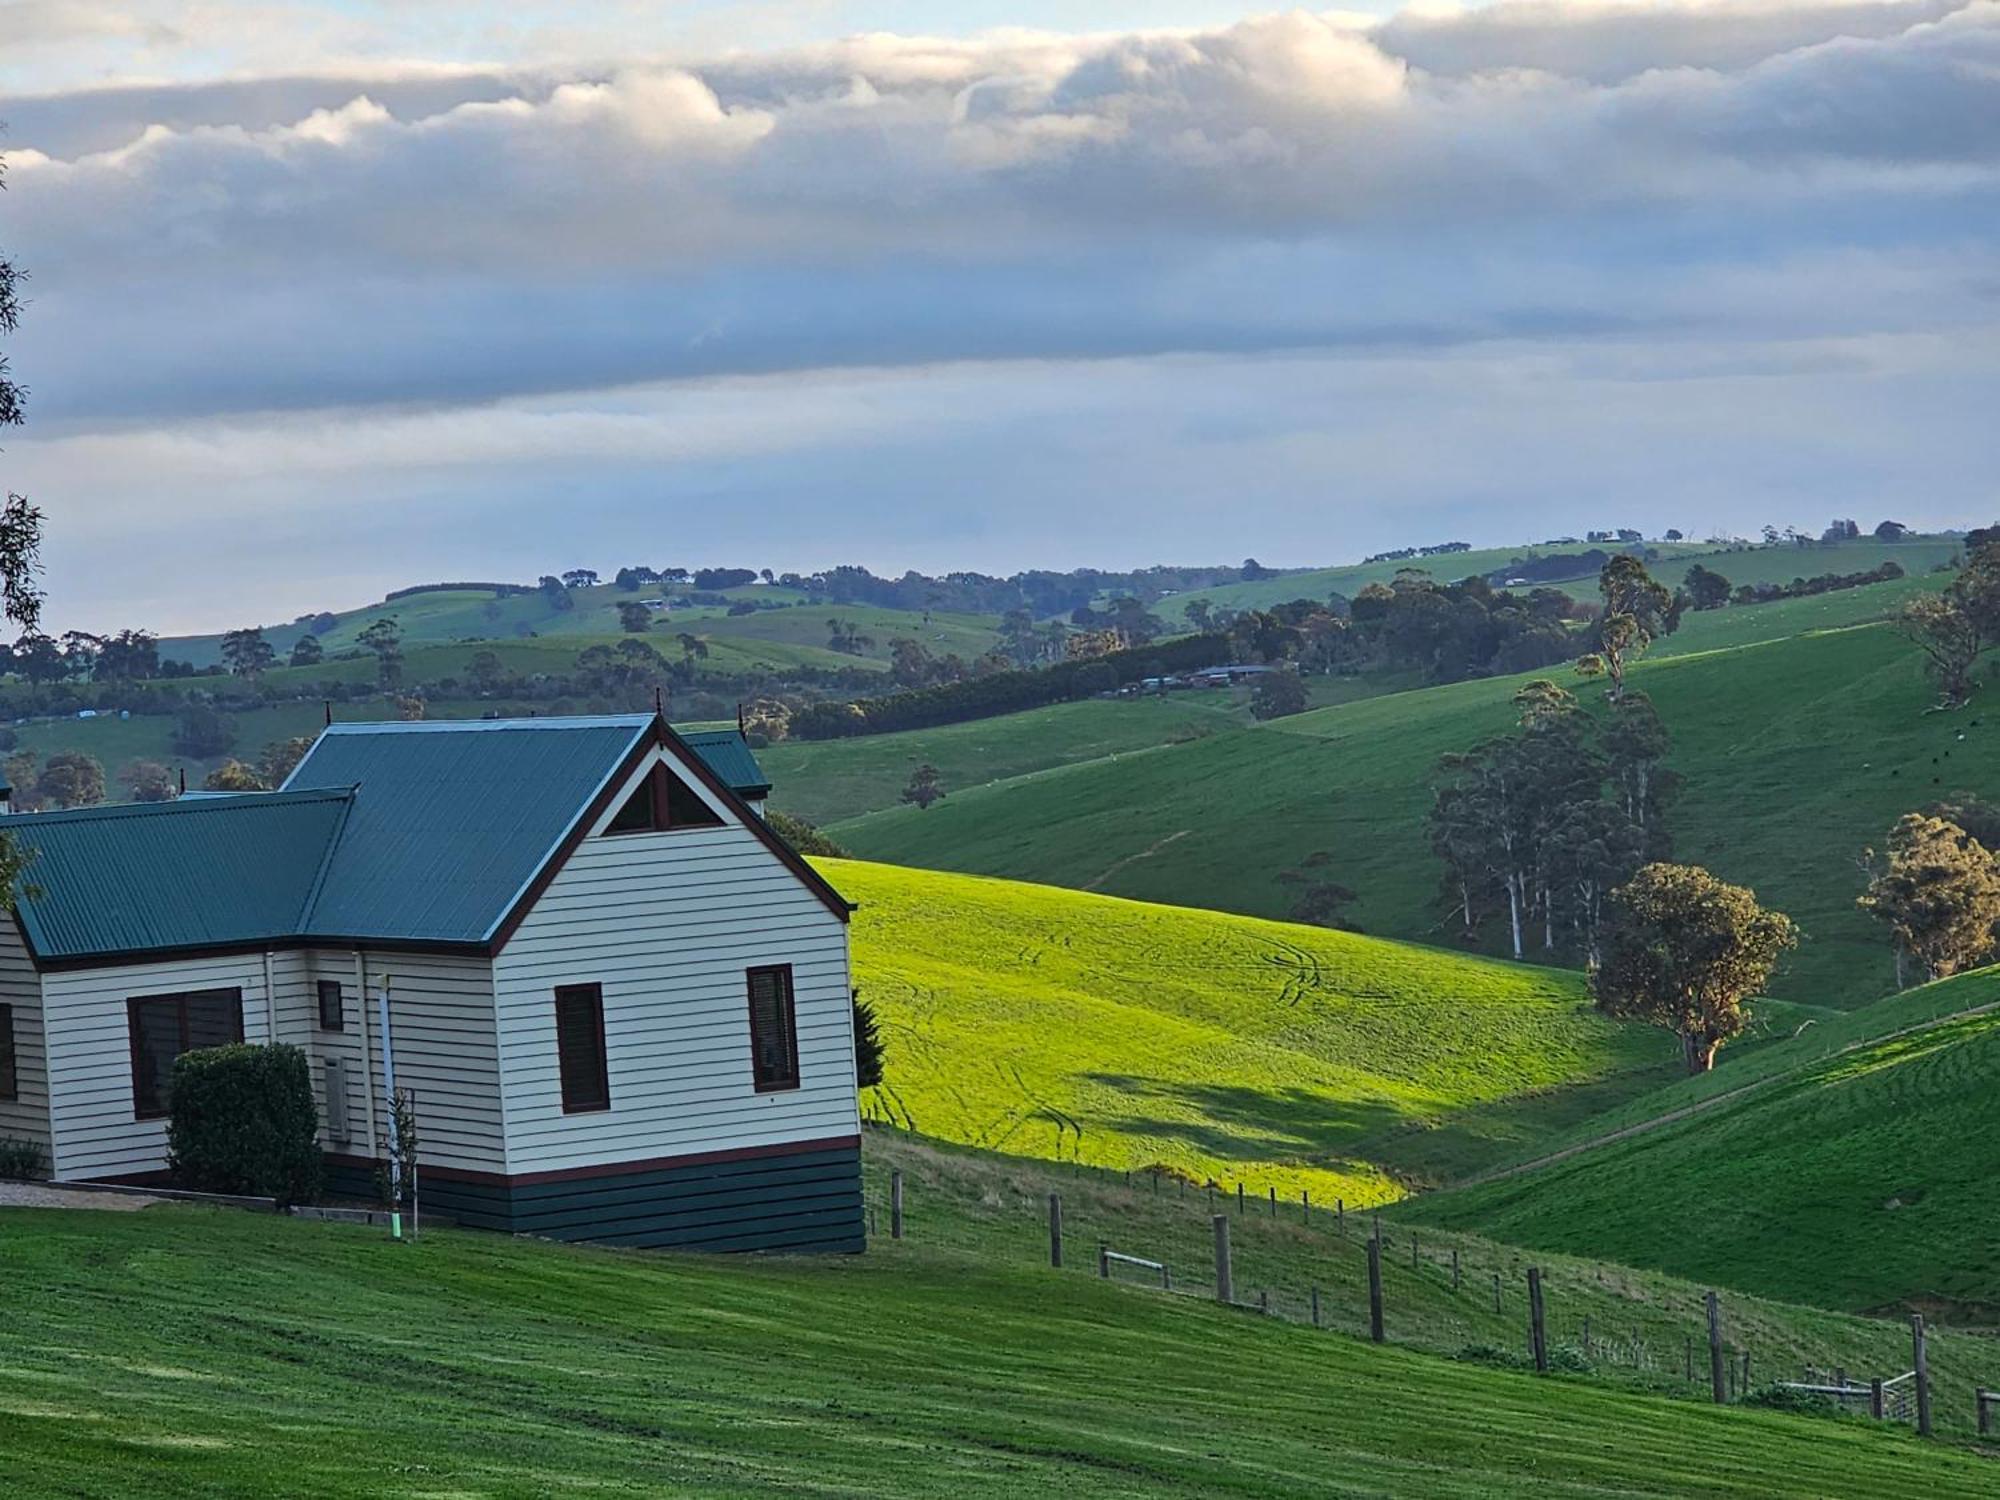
835,578,1994,1009
863,1129,2000,1437
830,859,1678,1204
1394,966,2000,1318
3,1188,1996,1496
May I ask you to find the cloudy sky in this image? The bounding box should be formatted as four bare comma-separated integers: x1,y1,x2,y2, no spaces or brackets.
2,1,1996,633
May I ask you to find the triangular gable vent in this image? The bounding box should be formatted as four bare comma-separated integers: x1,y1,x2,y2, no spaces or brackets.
604,761,725,836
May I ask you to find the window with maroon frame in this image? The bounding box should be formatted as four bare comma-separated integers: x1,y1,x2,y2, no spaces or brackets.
128,988,243,1119
604,761,725,835
746,965,800,1092
554,983,610,1113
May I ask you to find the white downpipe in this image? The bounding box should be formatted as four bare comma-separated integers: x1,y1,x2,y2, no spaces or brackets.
378,974,402,1240
261,951,278,1044
355,950,378,1185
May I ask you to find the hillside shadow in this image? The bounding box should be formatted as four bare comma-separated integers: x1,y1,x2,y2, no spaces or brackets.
1083,1073,1406,1164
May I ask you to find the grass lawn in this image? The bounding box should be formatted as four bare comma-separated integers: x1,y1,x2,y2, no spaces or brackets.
3,1191,1995,1496
833,578,1993,1009
1395,966,2000,1317
831,859,1678,1203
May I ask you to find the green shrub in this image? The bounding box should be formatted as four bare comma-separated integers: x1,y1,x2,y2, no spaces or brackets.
167,1044,322,1206
0,1135,49,1181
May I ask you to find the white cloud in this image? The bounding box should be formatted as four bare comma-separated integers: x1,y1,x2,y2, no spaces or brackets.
1,2,1997,628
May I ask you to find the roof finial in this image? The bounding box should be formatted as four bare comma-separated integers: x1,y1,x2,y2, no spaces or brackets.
177,767,186,796
737,700,745,734
324,699,333,727
655,685,664,718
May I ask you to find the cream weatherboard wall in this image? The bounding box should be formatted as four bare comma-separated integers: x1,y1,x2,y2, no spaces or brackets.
39,950,282,1181
0,920,50,1150
491,744,857,1177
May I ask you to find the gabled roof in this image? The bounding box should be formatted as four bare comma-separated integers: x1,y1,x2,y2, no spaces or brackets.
3,715,842,969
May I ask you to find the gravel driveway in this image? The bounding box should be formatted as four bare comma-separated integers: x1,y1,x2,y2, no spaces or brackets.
0,1181,163,1211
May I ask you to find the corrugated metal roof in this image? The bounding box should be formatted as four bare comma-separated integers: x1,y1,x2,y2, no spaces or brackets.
284,716,651,944
2,788,355,961
679,729,771,797
1,715,785,963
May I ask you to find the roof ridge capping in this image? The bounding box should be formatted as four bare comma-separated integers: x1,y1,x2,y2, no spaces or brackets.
318,714,656,734
0,784,355,828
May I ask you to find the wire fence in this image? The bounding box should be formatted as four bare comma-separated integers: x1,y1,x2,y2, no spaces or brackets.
863,1155,1996,1439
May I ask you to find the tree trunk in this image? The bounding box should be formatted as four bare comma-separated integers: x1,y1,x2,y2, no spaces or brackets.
1505,875,1524,960
1681,1032,1720,1074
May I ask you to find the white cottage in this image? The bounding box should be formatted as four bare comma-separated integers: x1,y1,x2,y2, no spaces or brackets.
0,715,863,1252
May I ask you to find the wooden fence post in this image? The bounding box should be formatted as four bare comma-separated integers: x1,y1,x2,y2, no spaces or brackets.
1527,1268,1548,1373
1367,1222,1386,1344
1098,1242,1110,1279
1492,1272,1502,1315
1870,1378,1885,1420
1302,1189,1310,1225
1268,1185,1276,1216
1410,1234,1419,1271
1582,1317,1592,1360
1237,1183,1245,1216
1213,1215,1233,1305
1311,1285,1321,1328
1684,1335,1693,1382
891,1170,904,1241
1706,1292,1726,1405
1451,1249,1460,1292
1259,1290,1269,1314
1337,1199,1345,1236
1740,1349,1751,1393
1048,1193,1063,1268
1976,1388,1994,1437
1912,1315,1932,1437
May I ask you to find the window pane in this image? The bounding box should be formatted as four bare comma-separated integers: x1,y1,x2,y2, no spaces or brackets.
186,990,243,1050
555,986,609,1112
665,771,723,828
604,781,657,834
129,997,181,1118
747,967,798,1090
318,980,344,1031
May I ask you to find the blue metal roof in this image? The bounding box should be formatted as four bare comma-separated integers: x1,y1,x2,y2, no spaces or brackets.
284,716,650,944
1,715,790,964
3,788,355,962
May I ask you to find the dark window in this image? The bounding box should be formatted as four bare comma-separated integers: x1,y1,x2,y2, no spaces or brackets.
604,763,725,835
747,965,799,1092
554,984,610,1113
317,979,344,1031
128,989,243,1120
0,1003,16,1102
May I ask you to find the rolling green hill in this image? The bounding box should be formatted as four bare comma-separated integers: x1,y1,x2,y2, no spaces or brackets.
1182,536,1961,615
831,577,1991,1010
8,1195,1990,1497
1395,967,2000,1318
833,858,1683,1203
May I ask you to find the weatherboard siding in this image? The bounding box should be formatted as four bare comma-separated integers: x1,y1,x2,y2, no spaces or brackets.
492,747,857,1177
363,953,506,1175
0,922,50,1150
41,951,274,1181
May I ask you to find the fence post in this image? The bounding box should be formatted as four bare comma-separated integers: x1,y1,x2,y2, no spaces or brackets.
1311,1285,1321,1328
1237,1183,1244,1216
1098,1242,1110,1279
1684,1335,1693,1382
1268,1186,1276,1216
1213,1215,1233,1305
1048,1193,1063,1268
1912,1315,1932,1437
1367,1223,1386,1343
1582,1316,1591,1360
1706,1292,1726,1405
1410,1234,1419,1271
1259,1290,1269,1314
1492,1272,1502,1315
1336,1198,1345,1236
890,1170,904,1241
1977,1388,1994,1437
1740,1348,1751,1393
1302,1189,1310,1225
1527,1267,1548,1373
1451,1248,1460,1292
1870,1378,1885,1421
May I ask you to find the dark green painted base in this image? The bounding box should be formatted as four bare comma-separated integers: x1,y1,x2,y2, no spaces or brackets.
323,1141,863,1253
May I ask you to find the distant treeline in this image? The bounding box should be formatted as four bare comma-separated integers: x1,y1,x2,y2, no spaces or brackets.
788,634,1234,740
768,563,1273,618
1362,541,1471,564
383,581,535,601
1734,561,1905,605
1483,548,1644,586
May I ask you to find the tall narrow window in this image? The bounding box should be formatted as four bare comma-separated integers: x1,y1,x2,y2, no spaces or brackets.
554,984,610,1113
128,988,244,1119
317,979,344,1031
746,965,799,1092
0,1003,16,1102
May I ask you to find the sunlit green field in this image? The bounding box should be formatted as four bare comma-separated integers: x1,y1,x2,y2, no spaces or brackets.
1398,967,2000,1316
830,859,1678,1203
